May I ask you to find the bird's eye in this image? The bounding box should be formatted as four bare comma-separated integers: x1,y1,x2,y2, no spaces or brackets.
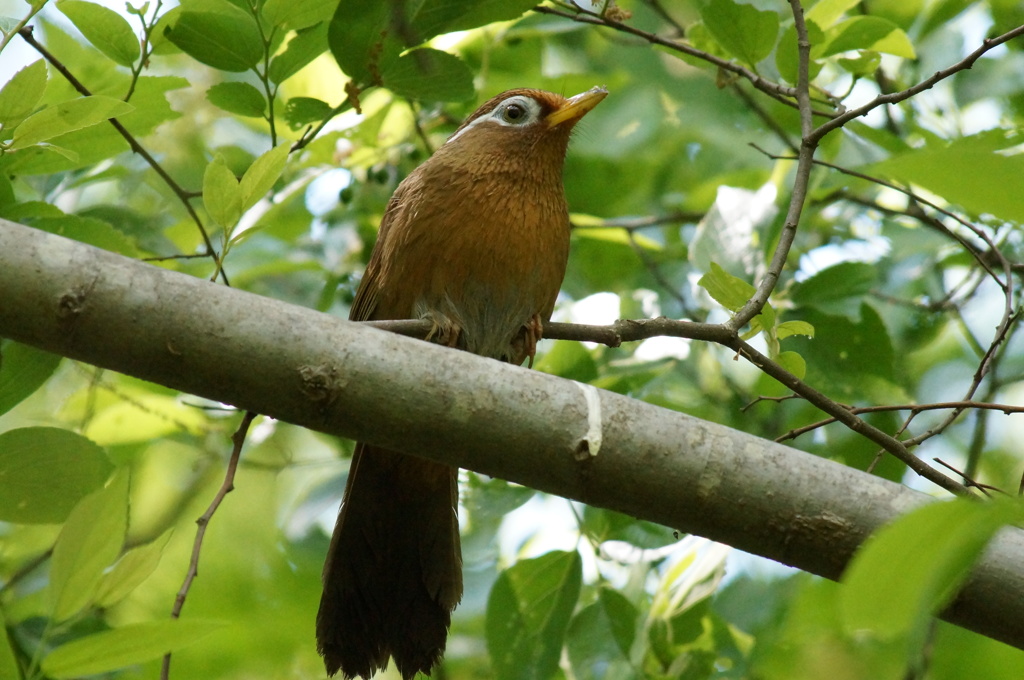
500,103,529,124
503,104,528,124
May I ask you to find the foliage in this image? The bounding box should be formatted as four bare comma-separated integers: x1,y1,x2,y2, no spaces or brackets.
2,0,1024,679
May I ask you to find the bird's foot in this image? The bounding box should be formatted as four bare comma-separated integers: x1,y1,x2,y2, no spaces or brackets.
514,314,544,368
425,315,462,349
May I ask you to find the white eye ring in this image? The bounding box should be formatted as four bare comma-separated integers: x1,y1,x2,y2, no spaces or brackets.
446,95,543,145
492,96,541,126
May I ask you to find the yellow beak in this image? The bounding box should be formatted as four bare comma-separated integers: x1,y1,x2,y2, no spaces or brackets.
545,86,608,128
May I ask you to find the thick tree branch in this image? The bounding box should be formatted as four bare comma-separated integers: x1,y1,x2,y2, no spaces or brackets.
0,219,1021,649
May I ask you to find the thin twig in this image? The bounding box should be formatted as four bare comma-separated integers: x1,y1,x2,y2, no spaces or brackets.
363,316,736,348
731,335,966,494
531,4,836,118
624,229,693,312
934,459,1003,496
123,0,164,102
0,2,44,56
810,23,1024,143
572,211,704,231
17,27,227,284
292,99,356,153
741,393,801,412
728,0,816,331
642,0,686,36
752,144,1010,286
409,100,436,156
777,400,1024,443
160,411,256,680
731,83,799,154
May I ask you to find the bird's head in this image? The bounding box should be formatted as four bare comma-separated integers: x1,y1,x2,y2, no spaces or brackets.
437,87,608,177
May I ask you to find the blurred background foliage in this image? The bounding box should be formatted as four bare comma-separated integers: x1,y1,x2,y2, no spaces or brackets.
2,0,1024,678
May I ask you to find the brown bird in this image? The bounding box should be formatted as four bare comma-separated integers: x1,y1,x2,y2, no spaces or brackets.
316,86,607,679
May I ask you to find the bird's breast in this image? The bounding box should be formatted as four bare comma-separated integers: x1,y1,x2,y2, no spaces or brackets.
378,165,571,360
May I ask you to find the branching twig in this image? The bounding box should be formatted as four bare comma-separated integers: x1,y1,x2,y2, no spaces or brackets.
291,99,356,153
777,400,1024,444
752,144,1011,286
730,335,966,494
742,393,802,412
530,4,836,118
728,0,816,331
160,411,256,680
123,0,164,102
810,23,1024,143
732,83,799,154
17,27,227,284
934,459,1003,496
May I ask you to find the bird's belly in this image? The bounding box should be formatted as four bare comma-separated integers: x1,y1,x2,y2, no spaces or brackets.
410,229,566,360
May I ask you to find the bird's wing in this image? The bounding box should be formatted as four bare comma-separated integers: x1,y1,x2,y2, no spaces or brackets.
348,182,408,322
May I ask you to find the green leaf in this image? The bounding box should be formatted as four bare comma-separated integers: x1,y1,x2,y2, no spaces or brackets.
42,619,225,678
487,551,583,680
269,23,329,84
118,75,189,135
776,320,815,340
413,0,540,39
778,350,807,380
93,531,173,607
0,59,48,136
757,302,776,335
381,48,474,102
782,303,897,400
11,96,134,149
581,506,679,550
791,261,877,307
203,155,242,228
284,96,332,130
164,0,263,72
534,340,598,383
0,610,18,680
567,588,639,680
49,469,129,620
0,427,112,524
207,81,267,117
820,16,916,59
840,498,1023,642
57,0,140,66
239,142,290,211
805,0,860,28
564,227,658,297
698,262,755,312
0,340,62,416
838,50,882,77
328,0,399,84
263,0,338,31
873,132,1024,225
697,0,779,66
27,214,139,256
775,21,825,85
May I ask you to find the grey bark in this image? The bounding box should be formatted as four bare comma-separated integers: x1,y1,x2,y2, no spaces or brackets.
1,217,1022,648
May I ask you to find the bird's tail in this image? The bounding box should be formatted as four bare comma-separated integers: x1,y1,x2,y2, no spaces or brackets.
317,444,462,679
